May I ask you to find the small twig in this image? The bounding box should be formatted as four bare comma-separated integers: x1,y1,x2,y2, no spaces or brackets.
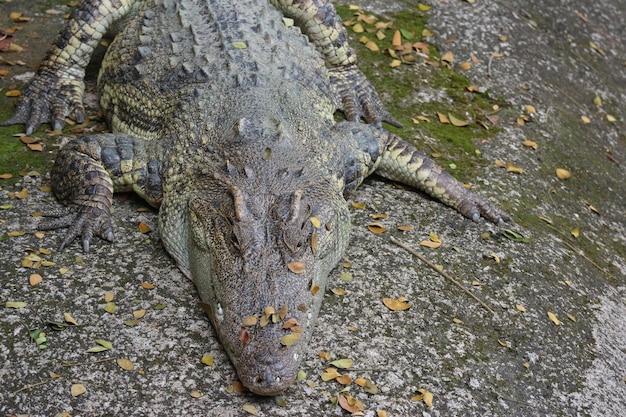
390,236,495,314
543,223,611,277
13,378,58,394
61,357,116,367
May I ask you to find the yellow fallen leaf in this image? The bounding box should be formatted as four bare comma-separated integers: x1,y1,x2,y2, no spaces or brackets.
505,161,524,174
133,309,146,319
459,61,471,70
140,281,155,289
441,51,454,63
437,112,451,124
287,260,306,273
411,388,433,407
522,140,538,150
63,312,78,325
352,23,364,33
567,313,577,322
321,367,341,381
367,222,387,234
71,384,86,397
331,288,346,296
419,240,441,249
365,40,379,52
280,332,301,347
117,358,134,371
309,216,321,228
418,3,432,11
547,311,560,325
571,227,580,238
606,114,616,122
516,305,526,312
242,404,259,416
138,222,151,233
190,391,201,398
104,292,114,302
382,297,411,311
556,168,571,179
29,273,42,286
448,113,469,127
336,374,352,385
581,115,591,123
330,358,353,369
525,105,537,114
201,353,214,366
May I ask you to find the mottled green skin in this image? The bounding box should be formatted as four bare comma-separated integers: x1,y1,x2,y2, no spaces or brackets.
3,0,511,395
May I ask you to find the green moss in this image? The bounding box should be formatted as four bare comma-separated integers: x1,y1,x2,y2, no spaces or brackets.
335,6,509,179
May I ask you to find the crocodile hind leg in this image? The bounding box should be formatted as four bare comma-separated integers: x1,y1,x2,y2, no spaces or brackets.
40,132,163,251
2,0,143,134
269,0,401,127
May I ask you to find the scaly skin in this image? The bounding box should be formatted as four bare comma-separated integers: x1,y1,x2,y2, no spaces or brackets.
3,0,512,395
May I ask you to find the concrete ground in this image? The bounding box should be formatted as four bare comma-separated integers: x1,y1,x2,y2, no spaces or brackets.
0,0,624,416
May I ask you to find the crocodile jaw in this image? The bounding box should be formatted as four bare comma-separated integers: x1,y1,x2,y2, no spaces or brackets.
186,183,350,395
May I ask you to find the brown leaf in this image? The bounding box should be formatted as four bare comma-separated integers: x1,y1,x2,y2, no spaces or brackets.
287,260,306,274
382,297,411,311
280,332,301,347
116,358,134,371
367,222,387,234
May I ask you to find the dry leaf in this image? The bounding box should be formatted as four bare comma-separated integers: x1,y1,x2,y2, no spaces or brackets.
459,61,471,70
505,161,524,174
71,384,86,397
104,292,114,302
581,115,591,123
411,388,433,407
64,312,78,325
437,112,450,124
242,404,259,416
29,273,42,286
522,140,538,150
441,51,454,63
571,227,580,238
556,168,571,179
448,113,469,127
321,367,341,381
133,309,146,319
190,391,201,398
419,240,441,249
280,332,301,347
365,40,379,51
547,311,560,325
382,297,411,311
117,358,134,371
367,222,387,234
336,374,352,385
138,222,151,233
516,305,526,312
242,315,257,326
287,260,306,273
201,353,214,366
331,288,346,296
330,358,353,369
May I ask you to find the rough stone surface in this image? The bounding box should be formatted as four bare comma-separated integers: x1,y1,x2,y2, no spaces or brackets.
0,0,624,416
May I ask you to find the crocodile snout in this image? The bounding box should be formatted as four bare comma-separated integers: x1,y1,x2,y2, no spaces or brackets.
238,349,298,395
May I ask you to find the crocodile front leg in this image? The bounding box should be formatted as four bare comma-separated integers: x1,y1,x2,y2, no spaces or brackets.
2,0,144,134
333,122,512,224
270,0,401,127
41,132,163,251
376,134,512,224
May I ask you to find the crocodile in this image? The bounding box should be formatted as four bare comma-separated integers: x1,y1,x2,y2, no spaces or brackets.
3,0,511,395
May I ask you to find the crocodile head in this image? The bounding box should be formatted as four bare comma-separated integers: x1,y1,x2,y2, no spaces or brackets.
186,171,350,395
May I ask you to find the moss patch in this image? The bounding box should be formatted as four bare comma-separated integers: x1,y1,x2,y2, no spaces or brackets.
335,5,509,179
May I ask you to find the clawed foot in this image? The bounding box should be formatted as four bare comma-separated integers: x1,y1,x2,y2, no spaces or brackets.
1,70,85,135
457,192,513,226
329,65,402,128
38,205,114,252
